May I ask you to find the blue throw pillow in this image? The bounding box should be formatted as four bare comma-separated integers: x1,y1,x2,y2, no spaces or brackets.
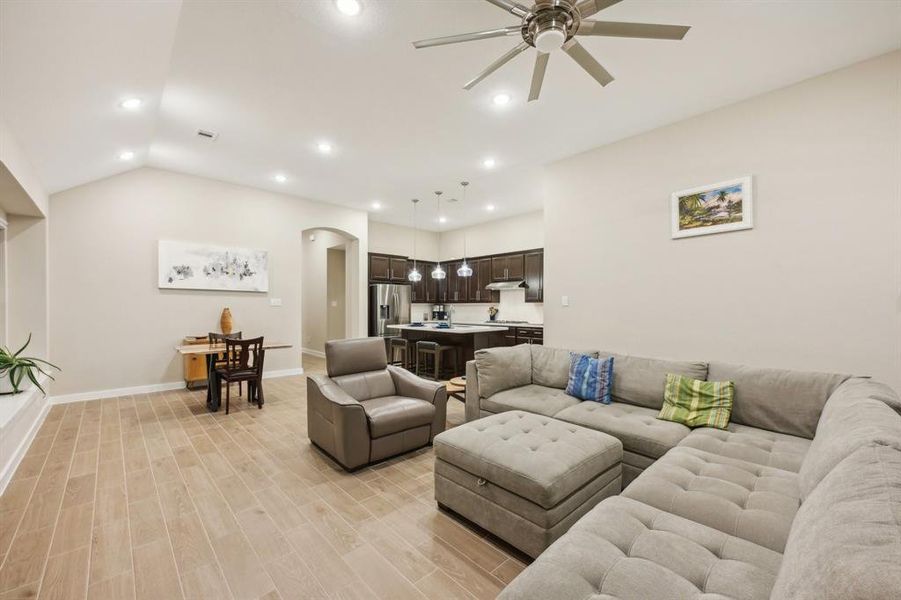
566,354,614,403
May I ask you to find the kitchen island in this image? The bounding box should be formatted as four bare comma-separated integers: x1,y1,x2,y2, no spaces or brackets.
386,323,509,375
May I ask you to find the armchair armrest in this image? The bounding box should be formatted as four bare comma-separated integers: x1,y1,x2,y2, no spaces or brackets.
387,365,448,439
465,360,481,422
306,374,370,469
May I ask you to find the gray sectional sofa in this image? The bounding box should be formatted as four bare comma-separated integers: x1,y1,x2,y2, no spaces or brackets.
461,344,901,599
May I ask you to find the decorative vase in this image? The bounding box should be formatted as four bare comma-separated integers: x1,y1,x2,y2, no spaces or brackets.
220,308,233,335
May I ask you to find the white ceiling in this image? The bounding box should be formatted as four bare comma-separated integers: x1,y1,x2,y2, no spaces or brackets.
1,0,899,230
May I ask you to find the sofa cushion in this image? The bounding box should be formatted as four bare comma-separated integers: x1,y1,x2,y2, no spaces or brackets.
601,352,708,410
498,496,781,600
481,384,581,417
475,344,532,398
678,422,811,472
658,373,734,429
565,354,614,403
707,362,850,439
771,444,901,600
433,411,622,509
531,346,599,389
360,396,435,438
622,446,800,552
554,401,690,459
799,396,901,499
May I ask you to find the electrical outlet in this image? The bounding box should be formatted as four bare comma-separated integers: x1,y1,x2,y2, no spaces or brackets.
270,298,282,306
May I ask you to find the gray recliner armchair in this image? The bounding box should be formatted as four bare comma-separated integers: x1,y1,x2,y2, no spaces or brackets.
307,337,448,470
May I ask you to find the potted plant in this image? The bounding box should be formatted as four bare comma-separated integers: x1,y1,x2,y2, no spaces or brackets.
0,334,60,396
487,305,499,321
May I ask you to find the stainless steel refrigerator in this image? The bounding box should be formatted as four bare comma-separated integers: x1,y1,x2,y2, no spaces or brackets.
369,284,411,337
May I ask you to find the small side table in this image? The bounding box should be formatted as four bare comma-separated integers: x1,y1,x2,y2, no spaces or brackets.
446,376,466,403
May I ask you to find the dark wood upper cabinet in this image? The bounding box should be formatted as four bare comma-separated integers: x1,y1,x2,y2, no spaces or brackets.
491,253,525,281
373,250,540,304
369,254,391,281
388,257,408,282
524,251,543,303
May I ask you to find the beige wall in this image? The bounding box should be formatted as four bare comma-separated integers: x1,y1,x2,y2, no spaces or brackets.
544,51,901,391
49,167,368,395
301,229,352,354
326,247,346,343
438,210,543,261
368,220,439,262
6,215,49,359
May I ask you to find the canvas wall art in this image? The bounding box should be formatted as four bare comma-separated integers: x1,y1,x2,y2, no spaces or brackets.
671,176,753,239
158,241,269,292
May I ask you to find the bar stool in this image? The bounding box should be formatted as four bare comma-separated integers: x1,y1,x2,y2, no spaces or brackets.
415,340,459,381
388,337,411,369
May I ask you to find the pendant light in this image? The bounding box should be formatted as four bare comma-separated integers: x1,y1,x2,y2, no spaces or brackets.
456,181,473,277
431,191,446,280
408,199,422,282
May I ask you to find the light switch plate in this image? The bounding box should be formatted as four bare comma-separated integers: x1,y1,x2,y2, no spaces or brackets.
561,295,569,307
270,298,282,306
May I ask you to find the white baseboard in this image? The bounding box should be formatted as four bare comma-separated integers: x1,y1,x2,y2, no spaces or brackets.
49,368,304,405
263,368,304,379
0,384,50,494
301,348,326,358
50,381,186,405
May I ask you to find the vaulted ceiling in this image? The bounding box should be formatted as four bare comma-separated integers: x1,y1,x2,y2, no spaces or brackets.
1,0,899,229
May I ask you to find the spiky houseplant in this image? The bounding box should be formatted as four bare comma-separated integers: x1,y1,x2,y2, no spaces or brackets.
0,334,59,395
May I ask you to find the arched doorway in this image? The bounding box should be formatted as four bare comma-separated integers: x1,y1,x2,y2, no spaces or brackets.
300,227,360,370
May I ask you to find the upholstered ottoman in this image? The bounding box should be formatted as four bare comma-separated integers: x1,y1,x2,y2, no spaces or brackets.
433,410,622,558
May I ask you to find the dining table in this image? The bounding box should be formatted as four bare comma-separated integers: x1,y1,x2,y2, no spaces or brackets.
174,341,293,412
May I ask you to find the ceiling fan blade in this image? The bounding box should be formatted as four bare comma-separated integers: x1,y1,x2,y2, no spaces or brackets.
562,38,614,87
412,25,523,49
484,0,529,18
464,42,529,90
574,0,623,19
528,52,550,102
578,20,690,40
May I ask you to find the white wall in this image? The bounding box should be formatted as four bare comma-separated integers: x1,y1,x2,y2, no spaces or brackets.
49,167,369,396
544,51,901,391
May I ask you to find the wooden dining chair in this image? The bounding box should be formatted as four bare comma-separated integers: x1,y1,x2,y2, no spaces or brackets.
209,331,243,396
215,336,265,415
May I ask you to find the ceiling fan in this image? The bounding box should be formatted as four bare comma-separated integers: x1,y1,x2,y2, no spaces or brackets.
412,0,690,101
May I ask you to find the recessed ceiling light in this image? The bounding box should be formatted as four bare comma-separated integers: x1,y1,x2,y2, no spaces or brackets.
438,216,447,223
119,151,135,161
335,0,361,16
273,173,287,183
119,97,142,110
482,157,496,169
485,204,496,212
371,201,382,210
492,93,511,106
317,141,333,155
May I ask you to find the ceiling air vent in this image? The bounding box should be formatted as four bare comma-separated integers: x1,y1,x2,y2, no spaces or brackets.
196,129,218,140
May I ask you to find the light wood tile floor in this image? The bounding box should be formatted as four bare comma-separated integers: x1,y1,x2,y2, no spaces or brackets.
0,354,526,600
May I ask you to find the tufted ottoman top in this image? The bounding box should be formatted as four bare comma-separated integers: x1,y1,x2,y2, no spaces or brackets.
434,411,622,509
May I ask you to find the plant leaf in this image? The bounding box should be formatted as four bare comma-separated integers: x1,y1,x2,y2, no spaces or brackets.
25,368,46,395
12,333,32,358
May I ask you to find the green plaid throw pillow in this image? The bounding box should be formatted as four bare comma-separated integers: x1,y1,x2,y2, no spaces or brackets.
658,373,734,429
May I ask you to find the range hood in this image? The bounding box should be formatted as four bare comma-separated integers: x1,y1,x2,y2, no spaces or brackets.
485,280,528,291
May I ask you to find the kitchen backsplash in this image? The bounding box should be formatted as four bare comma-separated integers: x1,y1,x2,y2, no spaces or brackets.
412,289,544,324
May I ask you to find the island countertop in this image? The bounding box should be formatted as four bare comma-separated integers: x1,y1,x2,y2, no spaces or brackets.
386,324,509,335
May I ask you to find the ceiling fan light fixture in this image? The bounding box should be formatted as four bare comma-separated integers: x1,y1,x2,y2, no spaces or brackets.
534,27,566,53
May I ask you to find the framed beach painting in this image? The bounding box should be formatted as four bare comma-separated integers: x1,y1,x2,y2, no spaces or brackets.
158,241,269,292
671,176,753,239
